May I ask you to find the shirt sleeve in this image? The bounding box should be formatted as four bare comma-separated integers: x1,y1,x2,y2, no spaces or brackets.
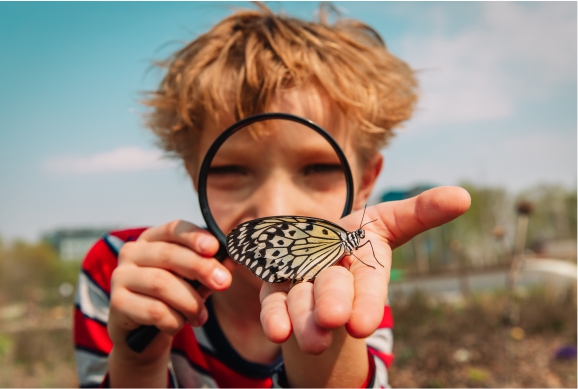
364,305,394,388
73,229,147,387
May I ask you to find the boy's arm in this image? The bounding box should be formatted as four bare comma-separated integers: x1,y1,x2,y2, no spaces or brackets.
75,229,173,388
261,187,470,387
282,327,370,387
74,230,145,387
263,267,381,388
75,224,224,388
106,221,230,387
269,283,394,388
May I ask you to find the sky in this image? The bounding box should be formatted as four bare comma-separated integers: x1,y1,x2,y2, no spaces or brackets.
0,1,576,242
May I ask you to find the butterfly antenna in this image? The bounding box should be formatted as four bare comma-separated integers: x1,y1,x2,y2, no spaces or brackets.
361,219,378,229
359,204,368,229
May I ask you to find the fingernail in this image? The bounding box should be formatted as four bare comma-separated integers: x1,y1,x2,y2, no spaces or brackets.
212,268,229,286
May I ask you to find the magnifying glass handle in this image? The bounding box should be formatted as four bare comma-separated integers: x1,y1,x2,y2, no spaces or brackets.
125,244,228,353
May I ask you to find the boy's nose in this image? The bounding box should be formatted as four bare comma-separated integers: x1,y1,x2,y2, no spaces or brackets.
251,173,307,218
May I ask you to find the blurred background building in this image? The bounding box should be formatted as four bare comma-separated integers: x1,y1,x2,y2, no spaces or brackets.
42,227,116,261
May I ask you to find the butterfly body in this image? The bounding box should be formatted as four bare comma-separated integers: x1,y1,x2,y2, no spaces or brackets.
226,215,378,284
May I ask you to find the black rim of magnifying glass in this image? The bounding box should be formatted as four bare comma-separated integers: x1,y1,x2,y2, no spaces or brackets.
124,112,355,353
197,112,355,248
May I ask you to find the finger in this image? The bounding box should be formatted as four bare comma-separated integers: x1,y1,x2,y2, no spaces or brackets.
313,266,354,330
116,265,208,326
193,259,238,300
139,220,221,258
120,241,231,290
259,282,292,343
345,231,391,338
375,186,471,249
109,287,188,335
286,282,332,355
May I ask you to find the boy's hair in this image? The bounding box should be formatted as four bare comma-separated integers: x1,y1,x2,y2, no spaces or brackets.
144,3,418,164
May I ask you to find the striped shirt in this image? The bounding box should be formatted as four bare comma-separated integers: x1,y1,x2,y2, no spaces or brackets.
74,228,394,388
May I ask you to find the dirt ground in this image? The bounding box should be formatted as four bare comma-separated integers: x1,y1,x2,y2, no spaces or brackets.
388,286,577,388
0,328,78,387
0,285,575,388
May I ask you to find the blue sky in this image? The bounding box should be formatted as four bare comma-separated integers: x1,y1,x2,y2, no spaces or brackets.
0,2,576,242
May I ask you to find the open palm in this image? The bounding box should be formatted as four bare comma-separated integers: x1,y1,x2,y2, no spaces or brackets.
259,186,471,353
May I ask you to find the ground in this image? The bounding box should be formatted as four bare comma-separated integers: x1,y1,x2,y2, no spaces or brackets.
388,286,577,388
0,285,575,387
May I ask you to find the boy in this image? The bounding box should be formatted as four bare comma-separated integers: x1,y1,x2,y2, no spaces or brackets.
74,4,470,388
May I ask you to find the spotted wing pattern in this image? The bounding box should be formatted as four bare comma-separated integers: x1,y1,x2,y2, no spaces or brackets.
226,216,348,283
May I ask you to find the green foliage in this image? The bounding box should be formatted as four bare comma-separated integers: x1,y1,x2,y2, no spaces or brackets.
426,378,444,388
518,184,577,242
395,347,415,367
0,239,80,306
0,335,12,358
391,247,405,269
390,183,576,273
467,367,489,383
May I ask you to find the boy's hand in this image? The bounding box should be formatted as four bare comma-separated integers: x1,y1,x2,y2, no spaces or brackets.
259,186,471,354
108,220,232,362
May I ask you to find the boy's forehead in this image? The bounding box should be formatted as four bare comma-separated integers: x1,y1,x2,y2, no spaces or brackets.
211,121,342,161
196,85,356,162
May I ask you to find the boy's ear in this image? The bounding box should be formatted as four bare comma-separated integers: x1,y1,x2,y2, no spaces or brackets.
185,160,200,191
353,153,383,210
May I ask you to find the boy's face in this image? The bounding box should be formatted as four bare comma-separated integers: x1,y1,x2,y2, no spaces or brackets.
187,85,382,288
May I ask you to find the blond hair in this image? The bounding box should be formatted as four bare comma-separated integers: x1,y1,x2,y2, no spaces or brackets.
143,3,418,163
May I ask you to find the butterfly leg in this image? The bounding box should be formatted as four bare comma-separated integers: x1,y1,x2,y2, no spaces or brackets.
349,252,376,270
290,277,312,288
357,240,384,267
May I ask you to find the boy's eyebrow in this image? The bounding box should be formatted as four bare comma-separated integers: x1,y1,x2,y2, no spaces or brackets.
212,133,345,164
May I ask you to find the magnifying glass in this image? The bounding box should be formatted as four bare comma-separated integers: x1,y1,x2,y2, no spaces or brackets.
126,112,355,352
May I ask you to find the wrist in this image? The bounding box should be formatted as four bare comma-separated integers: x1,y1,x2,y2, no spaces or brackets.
108,333,173,387
282,326,368,388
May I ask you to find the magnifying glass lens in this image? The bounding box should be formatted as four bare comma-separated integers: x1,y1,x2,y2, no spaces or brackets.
206,119,347,236
125,114,353,353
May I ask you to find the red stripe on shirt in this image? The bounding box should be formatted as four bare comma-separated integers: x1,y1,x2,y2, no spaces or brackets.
379,305,393,328
74,308,113,354
172,326,273,388
368,347,394,368
109,228,148,243
82,240,117,295
205,353,273,388
81,228,147,295
172,325,212,372
360,349,377,388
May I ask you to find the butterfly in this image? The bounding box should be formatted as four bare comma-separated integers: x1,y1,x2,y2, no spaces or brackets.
226,207,383,284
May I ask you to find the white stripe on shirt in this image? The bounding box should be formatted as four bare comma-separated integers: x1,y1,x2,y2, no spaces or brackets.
75,271,110,324
75,349,108,387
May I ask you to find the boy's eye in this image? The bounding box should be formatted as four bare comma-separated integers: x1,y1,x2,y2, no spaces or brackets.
208,165,248,176
302,164,344,176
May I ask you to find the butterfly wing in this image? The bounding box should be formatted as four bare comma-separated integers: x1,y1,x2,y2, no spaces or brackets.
226,216,347,283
